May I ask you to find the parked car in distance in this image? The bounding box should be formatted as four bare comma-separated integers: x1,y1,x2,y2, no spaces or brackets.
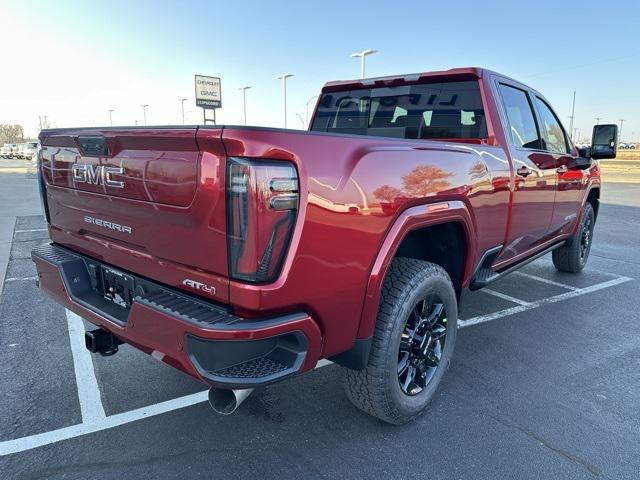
15,143,27,158
1,143,18,158
0,144,12,158
32,67,617,424
619,142,638,150
22,141,39,160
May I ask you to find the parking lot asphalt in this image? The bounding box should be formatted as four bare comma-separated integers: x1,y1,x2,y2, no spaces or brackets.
0,171,639,480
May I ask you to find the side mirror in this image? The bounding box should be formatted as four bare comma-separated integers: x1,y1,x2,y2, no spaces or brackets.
590,124,618,159
567,156,593,170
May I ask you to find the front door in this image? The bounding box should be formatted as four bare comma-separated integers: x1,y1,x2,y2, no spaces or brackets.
531,95,584,236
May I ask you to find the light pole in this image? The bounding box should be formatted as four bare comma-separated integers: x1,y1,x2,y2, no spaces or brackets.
619,119,625,143
238,86,252,125
296,113,305,129
179,98,188,124
141,104,149,126
305,95,318,127
276,74,294,128
108,109,114,126
595,117,601,125
350,49,377,79
568,90,576,140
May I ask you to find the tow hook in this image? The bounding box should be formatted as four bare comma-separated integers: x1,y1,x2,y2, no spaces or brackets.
85,328,123,356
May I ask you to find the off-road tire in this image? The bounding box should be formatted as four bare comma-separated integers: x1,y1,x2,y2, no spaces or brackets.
343,258,458,424
552,203,595,273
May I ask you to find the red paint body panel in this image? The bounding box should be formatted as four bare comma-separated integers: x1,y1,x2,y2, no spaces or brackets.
41,128,200,207
34,67,600,382
221,127,511,354
44,127,230,301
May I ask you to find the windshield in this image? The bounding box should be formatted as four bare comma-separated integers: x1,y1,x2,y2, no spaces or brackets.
311,80,486,140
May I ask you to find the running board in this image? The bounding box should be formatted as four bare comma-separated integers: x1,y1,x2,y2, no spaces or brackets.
469,241,565,290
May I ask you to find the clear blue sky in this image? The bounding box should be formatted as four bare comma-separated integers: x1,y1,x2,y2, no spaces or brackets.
2,0,639,141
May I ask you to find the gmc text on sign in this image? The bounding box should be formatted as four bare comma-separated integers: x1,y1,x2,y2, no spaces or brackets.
194,75,222,109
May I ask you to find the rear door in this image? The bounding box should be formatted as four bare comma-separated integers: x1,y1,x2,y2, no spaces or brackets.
495,82,557,264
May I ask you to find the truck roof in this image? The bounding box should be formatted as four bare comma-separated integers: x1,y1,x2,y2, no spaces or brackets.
321,67,516,92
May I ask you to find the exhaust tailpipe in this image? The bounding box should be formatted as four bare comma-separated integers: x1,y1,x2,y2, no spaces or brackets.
208,388,254,415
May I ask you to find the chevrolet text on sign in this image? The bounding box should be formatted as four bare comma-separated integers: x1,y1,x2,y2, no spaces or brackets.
195,75,222,109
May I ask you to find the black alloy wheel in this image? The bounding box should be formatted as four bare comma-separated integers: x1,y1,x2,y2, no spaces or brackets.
398,298,447,396
343,258,458,424
579,214,593,262
552,202,595,273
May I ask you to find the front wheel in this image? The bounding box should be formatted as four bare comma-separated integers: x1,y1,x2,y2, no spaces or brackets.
343,258,458,424
552,203,595,273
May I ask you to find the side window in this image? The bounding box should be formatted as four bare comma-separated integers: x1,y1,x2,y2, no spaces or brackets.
498,84,541,149
533,97,570,154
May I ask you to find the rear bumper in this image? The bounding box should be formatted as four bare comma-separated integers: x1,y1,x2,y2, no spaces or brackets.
31,243,322,388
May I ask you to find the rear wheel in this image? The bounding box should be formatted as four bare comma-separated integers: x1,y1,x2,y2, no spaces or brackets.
552,203,595,273
343,258,457,424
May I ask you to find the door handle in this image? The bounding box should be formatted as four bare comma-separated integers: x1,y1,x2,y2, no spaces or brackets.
556,165,568,174
516,166,532,177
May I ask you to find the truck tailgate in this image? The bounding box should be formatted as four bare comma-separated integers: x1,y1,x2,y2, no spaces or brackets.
40,127,230,301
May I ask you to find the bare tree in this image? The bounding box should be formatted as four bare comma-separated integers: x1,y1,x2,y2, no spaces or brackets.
401,165,453,197
0,124,25,145
373,184,403,204
373,165,454,208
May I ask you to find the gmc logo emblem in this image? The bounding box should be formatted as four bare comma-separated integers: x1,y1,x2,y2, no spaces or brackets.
72,164,125,188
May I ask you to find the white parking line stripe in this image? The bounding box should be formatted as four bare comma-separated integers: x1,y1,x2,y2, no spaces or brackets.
0,359,335,456
14,228,48,233
459,276,632,328
587,268,628,278
0,276,632,456
0,391,208,456
511,271,580,291
0,217,16,296
5,276,38,283
65,310,106,424
481,288,530,306
316,358,333,368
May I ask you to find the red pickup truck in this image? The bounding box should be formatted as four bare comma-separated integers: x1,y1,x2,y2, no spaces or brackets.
32,68,617,424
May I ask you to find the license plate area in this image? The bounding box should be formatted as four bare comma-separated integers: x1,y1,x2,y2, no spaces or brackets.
100,266,135,308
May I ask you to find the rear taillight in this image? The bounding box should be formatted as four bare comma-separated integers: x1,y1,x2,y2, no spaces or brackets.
36,145,50,223
226,157,298,283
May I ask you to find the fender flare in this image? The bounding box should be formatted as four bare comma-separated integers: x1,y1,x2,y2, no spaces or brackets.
570,179,601,235
583,179,601,208
355,200,477,340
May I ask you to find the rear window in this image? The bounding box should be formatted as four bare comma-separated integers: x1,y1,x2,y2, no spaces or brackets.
311,80,487,140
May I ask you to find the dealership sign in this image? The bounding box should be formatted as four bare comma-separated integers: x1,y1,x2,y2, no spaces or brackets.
194,75,222,109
